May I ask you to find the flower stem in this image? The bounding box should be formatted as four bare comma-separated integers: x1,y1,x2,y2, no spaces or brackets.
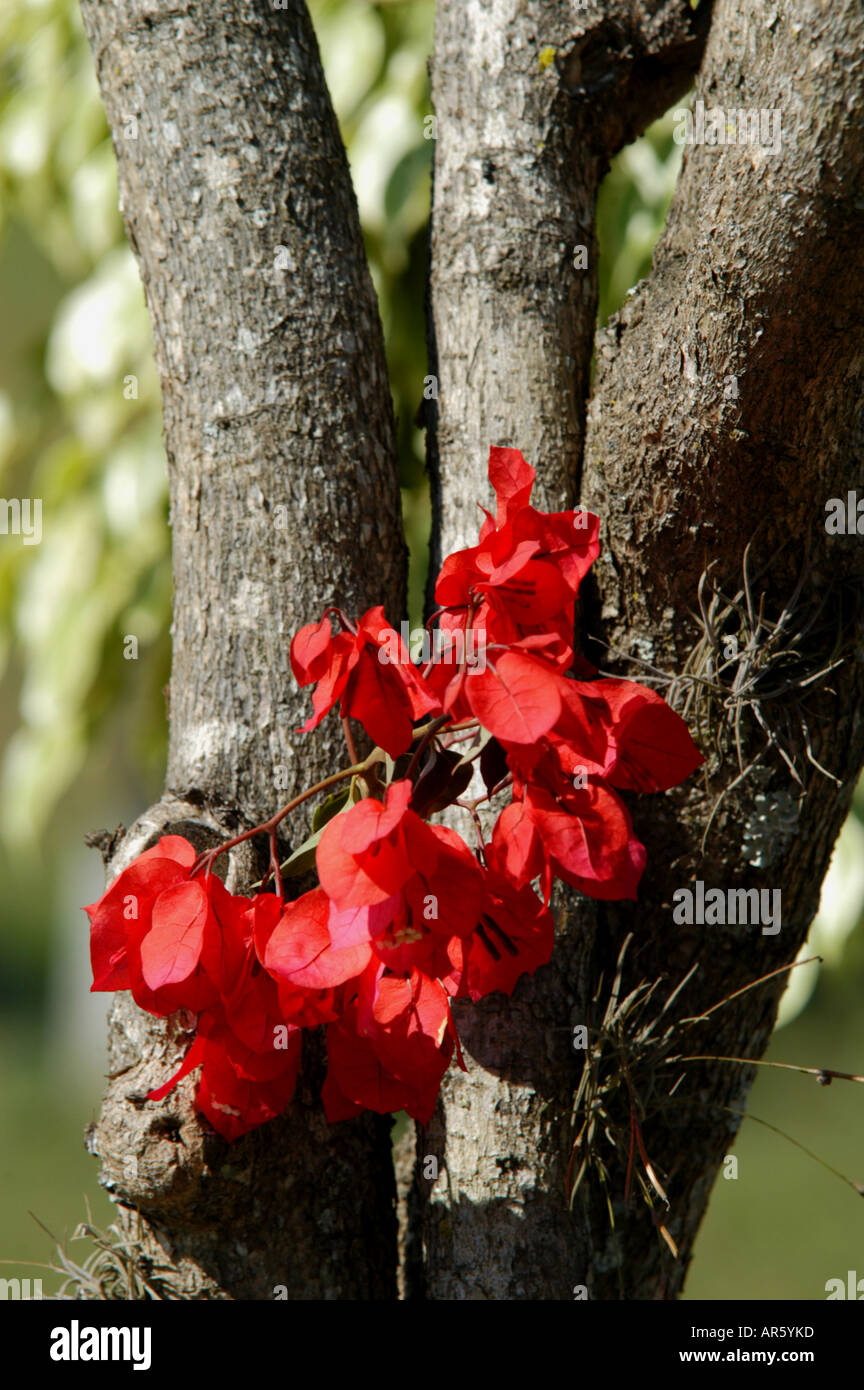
190,715,476,880
341,716,359,765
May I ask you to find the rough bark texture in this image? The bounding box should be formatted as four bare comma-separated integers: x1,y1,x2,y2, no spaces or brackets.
425,0,711,579
421,0,864,1300
579,0,864,1298
79,0,404,1299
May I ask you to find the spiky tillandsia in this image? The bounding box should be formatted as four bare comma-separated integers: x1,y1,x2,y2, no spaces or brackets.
0,1201,191,1300
566,934,860,1265
590,533,850,853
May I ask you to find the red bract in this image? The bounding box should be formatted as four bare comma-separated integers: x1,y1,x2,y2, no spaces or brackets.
315,779,419,907
434,447,599,657
462,649,567,744
356,966,454,1106
263,886,373,990
575,678,704,792
290,605,439,758
87,835,219,1016
446,869,555,1002
85,442,705,1142
140,879,213,991
317,781,484,976
497,675,701,814
87,835,196,993
214,891,288,1055
322,1004,428,1123
491,780,647,902
191,1020,302,1143
322,993,449,1127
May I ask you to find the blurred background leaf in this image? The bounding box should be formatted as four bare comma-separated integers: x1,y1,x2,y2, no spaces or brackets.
0,0,861,1300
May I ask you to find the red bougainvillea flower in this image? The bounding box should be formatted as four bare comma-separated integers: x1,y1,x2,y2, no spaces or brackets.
262,885,374,992
361,824,483,978
445,868,555,1002
316,779,484,975
322,969,455,1127
206,884,288,1055
87,834,196,992
491,779,647,902
315,778,419,907
87,835,219,1016
356,964,454,1102
572,678,705,792
135,871,309,1139
84,442,707,1143
149,1013,303,1143
88,836,311,1137
498,677,702,802
460,648,572,745
290,605,439,758
433,446,600,656
322,1000,442,1125
195,1031,301,1142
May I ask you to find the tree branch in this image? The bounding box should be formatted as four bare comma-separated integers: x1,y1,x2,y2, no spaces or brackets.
420,0,713,1300
579,0,864,1297
79,0,403,1299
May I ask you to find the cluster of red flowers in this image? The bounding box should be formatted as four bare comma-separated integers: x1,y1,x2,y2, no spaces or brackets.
86,448,703,1140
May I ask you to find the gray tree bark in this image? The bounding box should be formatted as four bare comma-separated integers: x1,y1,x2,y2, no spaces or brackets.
79,0,404,1299
420,0,864,1299
579,0,864,1298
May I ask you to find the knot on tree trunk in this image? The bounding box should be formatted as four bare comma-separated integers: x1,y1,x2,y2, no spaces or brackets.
84,795,261,1218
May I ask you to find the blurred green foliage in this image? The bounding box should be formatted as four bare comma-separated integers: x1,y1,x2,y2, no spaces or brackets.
0,0,862,1302
0,0,170,845
596,106,682,324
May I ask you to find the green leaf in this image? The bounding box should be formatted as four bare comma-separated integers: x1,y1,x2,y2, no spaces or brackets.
280,828,325,880
310,786,352,832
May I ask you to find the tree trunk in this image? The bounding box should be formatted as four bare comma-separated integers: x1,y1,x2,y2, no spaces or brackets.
420,0,864,1299
79,0,404,1299
579,0,864,1298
